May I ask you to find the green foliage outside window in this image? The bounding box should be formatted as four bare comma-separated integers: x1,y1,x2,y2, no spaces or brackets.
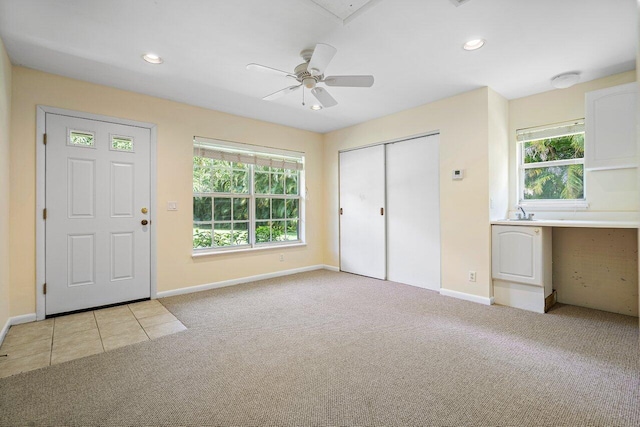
522,134,584,200
193,154,301,249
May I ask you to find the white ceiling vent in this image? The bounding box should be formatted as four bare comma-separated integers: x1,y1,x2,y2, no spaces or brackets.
450,0,473,6
308,0,382,24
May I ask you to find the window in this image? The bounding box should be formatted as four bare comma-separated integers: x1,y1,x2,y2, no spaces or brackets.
517,120,585,204
193,138,304,252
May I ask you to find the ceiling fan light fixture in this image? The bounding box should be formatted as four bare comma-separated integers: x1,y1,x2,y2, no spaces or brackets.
142,53,163,64
303,77,317,89
463,39,485,51
551,72,580,89
310,104,323,111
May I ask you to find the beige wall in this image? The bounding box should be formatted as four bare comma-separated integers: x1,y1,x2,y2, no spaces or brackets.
488,88,510,221
6,64,638,318
9,67,324,317
508,71,638,219
0,39,11,328
323,88,499,299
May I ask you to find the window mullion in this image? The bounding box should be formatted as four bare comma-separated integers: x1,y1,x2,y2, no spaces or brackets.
249,164,256,248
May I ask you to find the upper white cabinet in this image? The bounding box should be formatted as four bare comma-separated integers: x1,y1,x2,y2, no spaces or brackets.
585,82,637,170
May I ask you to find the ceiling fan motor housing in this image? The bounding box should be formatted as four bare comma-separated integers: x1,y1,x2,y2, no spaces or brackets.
294,62,322,88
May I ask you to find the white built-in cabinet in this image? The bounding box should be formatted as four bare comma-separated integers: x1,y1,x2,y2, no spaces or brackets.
492,225,552,313
339,135,441,291
585,82,637,170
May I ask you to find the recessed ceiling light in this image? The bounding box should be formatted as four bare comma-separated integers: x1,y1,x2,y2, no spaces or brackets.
551,72,580,89
463,39,485,51
142,53,163,64
310,104,323,111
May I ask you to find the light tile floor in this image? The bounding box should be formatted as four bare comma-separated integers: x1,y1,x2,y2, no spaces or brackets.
0,300,186,379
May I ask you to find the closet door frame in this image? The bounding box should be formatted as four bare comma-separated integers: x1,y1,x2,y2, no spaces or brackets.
338,132,441,287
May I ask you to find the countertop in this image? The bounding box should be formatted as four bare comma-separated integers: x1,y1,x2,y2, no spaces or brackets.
491,219,638,228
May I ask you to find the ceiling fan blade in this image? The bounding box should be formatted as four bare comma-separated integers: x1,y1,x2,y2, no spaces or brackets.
323,75,374,87
308,44,337,76
311,87,338,108
263,84,301,101
247,63,296,79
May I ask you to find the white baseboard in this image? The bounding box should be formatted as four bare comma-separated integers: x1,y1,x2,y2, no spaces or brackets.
157,265,335,299
439,288,495,306
0,313,37,347
322,264,340,272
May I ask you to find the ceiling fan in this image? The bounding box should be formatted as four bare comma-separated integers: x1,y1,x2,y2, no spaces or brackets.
246,44,374,108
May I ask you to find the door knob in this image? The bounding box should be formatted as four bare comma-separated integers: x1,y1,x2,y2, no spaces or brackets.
141,219,149,225
141,207,148,214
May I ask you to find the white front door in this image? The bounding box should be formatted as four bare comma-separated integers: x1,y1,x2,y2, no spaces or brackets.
339,145,386,279
45,113,151,315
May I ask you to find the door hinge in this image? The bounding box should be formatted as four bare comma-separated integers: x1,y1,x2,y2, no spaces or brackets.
43,208,47,220
380,207,384,215
43,133,47,145
339,208,343,215
43,283,47,295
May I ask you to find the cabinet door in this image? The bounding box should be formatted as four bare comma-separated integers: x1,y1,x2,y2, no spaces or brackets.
492,226,543,286
585,82,637,170
339,145,386,279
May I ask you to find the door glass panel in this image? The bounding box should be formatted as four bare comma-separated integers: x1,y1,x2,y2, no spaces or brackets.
69,130,95,147
111,136,134,152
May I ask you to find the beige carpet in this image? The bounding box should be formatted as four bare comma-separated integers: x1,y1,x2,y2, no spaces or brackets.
0,270,638,426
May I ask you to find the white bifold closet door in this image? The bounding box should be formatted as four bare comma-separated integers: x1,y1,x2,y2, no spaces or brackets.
339,145,386,279
339,135,440,290
386,135,440,290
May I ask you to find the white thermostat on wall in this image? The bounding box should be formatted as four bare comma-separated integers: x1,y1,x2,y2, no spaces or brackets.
452,169,464,180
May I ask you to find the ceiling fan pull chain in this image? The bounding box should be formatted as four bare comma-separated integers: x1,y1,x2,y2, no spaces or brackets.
302,87,305,106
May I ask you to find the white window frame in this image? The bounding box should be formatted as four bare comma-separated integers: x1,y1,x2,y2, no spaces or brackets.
192,137,306,256
517,120,589,210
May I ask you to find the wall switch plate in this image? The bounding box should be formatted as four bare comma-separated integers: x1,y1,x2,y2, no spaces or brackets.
468,271,476,282
452,169,464,180
167,201,178,211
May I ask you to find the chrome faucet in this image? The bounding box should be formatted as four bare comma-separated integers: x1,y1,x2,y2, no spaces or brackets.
517,206,534,220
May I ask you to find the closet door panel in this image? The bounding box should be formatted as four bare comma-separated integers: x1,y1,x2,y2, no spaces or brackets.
386,135,440,290
339,145,386,279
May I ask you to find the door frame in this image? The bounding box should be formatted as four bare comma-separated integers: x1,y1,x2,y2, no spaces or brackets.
35,106,158,320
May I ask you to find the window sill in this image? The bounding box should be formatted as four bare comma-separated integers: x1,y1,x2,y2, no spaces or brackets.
518,201,589,211
192,242,307,258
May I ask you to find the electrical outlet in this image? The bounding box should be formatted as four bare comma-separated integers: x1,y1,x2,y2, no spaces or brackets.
279,254,284,262
468,271,476,282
